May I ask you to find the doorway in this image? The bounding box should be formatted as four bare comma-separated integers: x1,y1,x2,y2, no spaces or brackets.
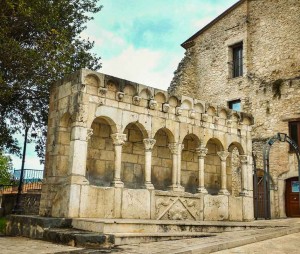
285,177,300,217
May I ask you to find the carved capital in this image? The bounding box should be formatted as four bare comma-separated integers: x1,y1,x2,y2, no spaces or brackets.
227,119,232,127
149,99,157,110
196,146,208,158
217,151,230,161
168,143,179,154
98,87,108,96
86,128,93,141
162,103,170,113
111,133,127,146
116,92,125,101
133,95,141,105
143,138,156,151
176,107,182,116
168,143,184,154
202,113,208,122
189,110,196,119
239,155,248,165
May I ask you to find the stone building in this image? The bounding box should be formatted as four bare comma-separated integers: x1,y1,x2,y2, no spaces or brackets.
39,69,253,222
169,0,300,218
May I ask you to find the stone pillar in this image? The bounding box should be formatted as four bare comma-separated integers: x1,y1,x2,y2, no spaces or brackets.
196,146,208,193
217,151,230,195
168,143,184,192
176,143,185,191
143,138,156,189
239,155,248,196
68,126,89,177
110,133,127,188
168,143,178,190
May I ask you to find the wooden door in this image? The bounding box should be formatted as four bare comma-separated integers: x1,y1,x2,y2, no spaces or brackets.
285,177,300,217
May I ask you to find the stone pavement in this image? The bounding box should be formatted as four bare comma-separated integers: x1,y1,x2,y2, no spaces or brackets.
1,218,300,254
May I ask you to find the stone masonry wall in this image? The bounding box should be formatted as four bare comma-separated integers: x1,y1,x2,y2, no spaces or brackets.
169,0,300,218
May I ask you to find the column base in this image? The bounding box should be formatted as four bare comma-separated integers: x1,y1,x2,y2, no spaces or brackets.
110,179,124,188
197,187,208,194
143,182,155,190
168,184,185,192
218,189,230,195
239,190,249,197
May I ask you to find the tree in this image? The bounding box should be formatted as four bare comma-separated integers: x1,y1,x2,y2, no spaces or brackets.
0,0,102,160
0,153,13,185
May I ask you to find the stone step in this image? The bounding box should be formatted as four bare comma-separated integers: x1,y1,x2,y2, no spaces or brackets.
114,232,215,245
71,218,284,235
43,228,114,249
169,226,300,254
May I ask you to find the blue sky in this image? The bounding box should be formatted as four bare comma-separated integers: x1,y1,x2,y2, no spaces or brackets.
11,0,238,170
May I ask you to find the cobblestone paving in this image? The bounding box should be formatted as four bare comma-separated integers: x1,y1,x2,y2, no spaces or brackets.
214,232,300,254
1,219,300,254
0,236,84,254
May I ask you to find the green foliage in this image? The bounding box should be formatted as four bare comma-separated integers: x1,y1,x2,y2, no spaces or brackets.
0,0,102,160
0,153,13,185
0,217,7,234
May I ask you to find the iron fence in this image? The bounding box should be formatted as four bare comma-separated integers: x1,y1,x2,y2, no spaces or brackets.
0,169,43,194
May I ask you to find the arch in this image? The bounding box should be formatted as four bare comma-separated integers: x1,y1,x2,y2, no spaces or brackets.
139,88,152,99
168,96,179,107
207,106,216,116
90,115,118,134
181,100,192,110
122,122,146,189
153,127,175,143
227,142,245,197
123,121,148,139
228,142,245,155
219,109,228,119
194,103,204,113
205,138,224,151
84,74,100,87
59,112,72,128
86,116,116,187
124,84,137,96
181,134,201,194
152,128,173,190
204,138,224,194
154,92,166,103
106,80,118,92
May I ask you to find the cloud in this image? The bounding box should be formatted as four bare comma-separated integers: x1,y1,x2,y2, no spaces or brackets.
101,46,182,90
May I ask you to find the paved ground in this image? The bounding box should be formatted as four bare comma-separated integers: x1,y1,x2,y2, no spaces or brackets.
2,218,300,254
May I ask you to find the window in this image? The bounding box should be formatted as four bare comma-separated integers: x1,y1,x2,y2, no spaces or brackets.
232,43,243,78
289,121,300,150
228,99,241,111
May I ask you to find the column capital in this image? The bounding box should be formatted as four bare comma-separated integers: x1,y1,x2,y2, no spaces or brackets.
111,133,127,146
168,143,184,154
239,155,248,164
196,146,208,158
217,151,230,161
86,128,93,141
143,138,156,151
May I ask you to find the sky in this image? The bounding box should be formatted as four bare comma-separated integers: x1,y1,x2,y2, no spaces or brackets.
11,0,238,170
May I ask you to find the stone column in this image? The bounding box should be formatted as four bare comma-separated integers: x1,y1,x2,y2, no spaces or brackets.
239,155,248,196
196,146,208,193
143,138,156,189
217,151,230,195
110,133,127,188
168,143,184,192
168,143,178,191
176,143,185,191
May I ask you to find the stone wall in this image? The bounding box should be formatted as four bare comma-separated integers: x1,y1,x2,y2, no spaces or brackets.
169,0,300,218
39,69,254,221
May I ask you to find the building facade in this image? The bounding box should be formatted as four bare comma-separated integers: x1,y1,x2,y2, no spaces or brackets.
39,69,253,221
169,0,300,218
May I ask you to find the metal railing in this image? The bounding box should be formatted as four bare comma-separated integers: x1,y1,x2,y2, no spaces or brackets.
0,169,43,194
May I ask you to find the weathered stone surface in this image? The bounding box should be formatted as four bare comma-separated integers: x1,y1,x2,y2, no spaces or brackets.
204,195,229,221
121,189,151,219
